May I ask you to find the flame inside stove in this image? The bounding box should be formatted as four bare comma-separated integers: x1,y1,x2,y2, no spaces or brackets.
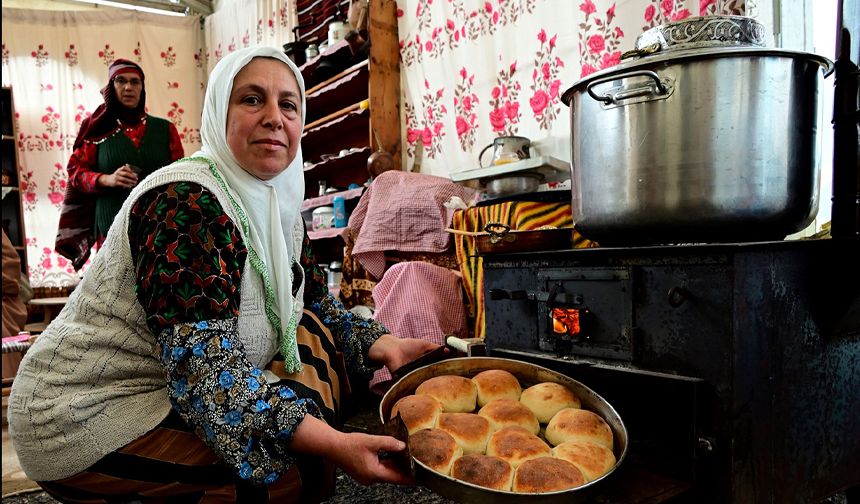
551,307,581,335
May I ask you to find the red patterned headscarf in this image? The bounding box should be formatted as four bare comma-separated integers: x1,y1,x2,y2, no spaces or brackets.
72,58,147,150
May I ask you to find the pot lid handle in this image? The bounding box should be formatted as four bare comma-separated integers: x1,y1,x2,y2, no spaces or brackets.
621,42,662,60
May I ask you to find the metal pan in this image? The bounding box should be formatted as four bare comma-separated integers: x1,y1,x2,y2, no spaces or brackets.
379,357,628,503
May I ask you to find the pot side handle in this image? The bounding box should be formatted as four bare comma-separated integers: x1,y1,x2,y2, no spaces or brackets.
478,143,493,168
586,70,669,105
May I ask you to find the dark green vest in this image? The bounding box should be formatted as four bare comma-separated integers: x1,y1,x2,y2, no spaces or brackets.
94,116,172,239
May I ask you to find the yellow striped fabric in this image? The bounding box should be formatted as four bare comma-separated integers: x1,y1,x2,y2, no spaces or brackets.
451,201,597,338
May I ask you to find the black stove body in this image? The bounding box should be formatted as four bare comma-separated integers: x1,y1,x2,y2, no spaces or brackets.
483,239,859,503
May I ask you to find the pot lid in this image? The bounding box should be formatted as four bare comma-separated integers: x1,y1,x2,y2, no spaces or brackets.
633,15,767,54
561,15,836,106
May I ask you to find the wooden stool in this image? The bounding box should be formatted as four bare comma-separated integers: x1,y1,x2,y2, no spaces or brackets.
27,296,69,327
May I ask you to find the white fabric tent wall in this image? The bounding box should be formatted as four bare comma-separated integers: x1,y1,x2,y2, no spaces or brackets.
1,8,204,287
202,0,298,75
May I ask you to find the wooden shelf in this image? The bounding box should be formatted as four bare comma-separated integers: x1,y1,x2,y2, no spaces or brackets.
303,147,371,198
0,87,12,139
294,3,400,289
298,40,364,87
307,60,369,96
305,100,368,131
308,227,349,241
299,39,349,74
306,61,369,125
302,106,370,161
1,86,27,274
301,186,365,212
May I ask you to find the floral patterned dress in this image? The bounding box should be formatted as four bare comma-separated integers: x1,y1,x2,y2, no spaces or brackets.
127,181,389,485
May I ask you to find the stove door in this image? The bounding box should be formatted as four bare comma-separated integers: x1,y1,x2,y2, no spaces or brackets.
486,266,636,361
537,267,635,360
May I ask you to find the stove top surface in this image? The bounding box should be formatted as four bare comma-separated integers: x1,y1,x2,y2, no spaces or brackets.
483,236,856,261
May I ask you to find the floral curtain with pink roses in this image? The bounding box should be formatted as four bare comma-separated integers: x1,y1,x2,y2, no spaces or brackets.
203,0,298,74
1,8,204,287
395,0,761,178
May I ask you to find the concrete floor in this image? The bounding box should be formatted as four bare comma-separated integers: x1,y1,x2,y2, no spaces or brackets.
3,423,45,501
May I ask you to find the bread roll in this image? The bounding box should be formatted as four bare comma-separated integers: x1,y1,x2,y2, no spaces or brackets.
545,408,613,449
415,375,477,413
437,412,492,455
478,398,540,435
472,369,522,406
485,426,551,468
513,456,586,493
552,440,616,482
450,454,514,491
391,394,443,435
409,428,462,476
519,382,581,423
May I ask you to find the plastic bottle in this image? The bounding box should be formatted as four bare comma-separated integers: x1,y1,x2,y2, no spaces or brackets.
333,196,347,228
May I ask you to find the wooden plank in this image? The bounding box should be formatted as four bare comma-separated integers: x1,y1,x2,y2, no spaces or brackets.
368,0,402,170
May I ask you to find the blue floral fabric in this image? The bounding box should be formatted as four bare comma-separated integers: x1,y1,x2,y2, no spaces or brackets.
310,293,387,383
157,317,321,485
128,182,390,486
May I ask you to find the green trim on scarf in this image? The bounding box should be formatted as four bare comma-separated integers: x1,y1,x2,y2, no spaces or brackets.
182,156,302,373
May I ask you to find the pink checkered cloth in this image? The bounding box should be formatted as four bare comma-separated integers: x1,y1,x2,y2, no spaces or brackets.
369,261,468,395
348,171,478,279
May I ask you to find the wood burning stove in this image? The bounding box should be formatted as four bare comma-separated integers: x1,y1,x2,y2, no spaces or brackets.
480,4,859,501
483,239,859,503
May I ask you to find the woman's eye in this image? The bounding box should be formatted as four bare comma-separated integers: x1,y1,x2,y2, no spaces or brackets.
243,96,261,105
281,101,297,111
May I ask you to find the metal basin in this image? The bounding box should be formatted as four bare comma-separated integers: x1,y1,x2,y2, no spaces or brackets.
483,173,542,196
379,357,628,504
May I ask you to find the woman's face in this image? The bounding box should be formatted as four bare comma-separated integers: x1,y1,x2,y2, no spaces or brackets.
112,71,142,109
226,57,302,181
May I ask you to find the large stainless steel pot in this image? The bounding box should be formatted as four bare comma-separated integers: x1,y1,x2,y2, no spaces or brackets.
561,45,833,245
379,357,628,503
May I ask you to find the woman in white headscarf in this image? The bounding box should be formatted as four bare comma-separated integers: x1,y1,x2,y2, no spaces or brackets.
9,46,436,502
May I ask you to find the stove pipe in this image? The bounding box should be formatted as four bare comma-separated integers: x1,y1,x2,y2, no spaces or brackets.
831,0,860,238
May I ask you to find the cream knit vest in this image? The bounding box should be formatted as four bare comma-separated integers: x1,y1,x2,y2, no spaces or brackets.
7,159,305,482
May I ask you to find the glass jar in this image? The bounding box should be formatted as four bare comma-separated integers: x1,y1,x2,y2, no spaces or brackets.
312,206,334,230
327,261,343,290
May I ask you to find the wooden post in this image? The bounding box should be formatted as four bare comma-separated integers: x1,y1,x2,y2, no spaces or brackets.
368,0,402,170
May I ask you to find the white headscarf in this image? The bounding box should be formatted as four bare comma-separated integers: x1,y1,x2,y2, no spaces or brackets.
194,46,306,372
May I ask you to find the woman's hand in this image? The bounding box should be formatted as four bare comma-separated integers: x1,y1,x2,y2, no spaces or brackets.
331,432,414,486
368,334,445,375
290,414,413,486
97,164,139,189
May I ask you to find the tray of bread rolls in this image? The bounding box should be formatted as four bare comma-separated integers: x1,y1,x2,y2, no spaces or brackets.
379,357,628,504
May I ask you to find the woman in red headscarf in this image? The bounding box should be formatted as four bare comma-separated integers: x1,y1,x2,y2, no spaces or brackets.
55,59,185,270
